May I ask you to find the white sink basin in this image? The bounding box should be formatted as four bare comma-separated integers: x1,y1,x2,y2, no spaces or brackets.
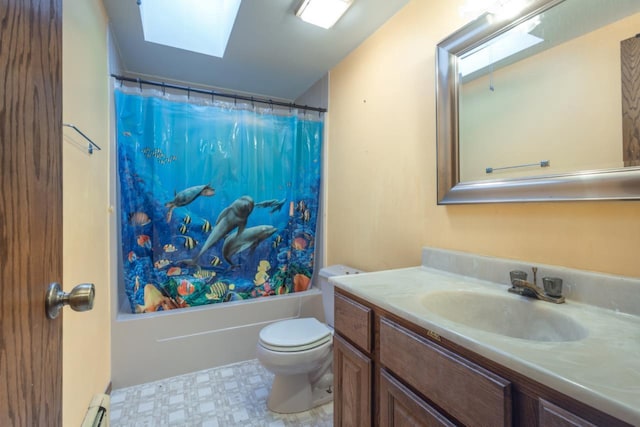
420,290,589,342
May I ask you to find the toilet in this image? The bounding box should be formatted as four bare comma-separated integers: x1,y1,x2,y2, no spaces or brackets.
256,265,362,414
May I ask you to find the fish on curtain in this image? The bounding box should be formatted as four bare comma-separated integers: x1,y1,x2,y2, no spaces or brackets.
115,89,323,313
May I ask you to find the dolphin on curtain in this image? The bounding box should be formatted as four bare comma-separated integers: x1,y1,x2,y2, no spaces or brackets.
182,195,255,265
255,198,286,213
222,225,278,265
165,184,215,222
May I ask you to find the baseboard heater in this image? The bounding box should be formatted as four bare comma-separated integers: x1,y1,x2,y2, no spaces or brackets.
81,394,110,427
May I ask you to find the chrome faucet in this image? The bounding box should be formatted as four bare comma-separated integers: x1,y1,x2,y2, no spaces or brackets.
508,267,565,304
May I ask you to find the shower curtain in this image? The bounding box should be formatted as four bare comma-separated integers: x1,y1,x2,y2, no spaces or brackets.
115,88,323,314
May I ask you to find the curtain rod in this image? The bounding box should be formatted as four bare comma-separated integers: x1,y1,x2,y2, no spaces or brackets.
111,74,327,114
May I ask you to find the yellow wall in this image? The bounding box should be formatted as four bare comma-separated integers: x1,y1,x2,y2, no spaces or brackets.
327,0,640,278
62,0,111,425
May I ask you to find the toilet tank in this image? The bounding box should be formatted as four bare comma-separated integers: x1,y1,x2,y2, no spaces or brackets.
318,265,364,328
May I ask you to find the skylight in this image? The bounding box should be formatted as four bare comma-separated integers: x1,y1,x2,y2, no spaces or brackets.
139,0,241,58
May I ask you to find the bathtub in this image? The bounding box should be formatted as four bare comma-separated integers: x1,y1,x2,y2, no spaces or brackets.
111,287,324,388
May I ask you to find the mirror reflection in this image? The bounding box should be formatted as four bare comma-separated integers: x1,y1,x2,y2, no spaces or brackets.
458,0,640,182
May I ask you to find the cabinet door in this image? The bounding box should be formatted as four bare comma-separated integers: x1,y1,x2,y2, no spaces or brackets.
334,335,372,427
539,399,597,427
380,369,456,427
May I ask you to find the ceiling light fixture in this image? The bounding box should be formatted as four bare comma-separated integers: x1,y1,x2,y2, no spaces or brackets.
296,0,353,29
459,0,529,21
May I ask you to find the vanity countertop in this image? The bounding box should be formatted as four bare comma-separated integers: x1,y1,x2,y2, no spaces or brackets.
331,266,640,426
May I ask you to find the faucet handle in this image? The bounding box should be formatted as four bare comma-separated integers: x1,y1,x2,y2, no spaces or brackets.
542,277,563,298
509,270,528,286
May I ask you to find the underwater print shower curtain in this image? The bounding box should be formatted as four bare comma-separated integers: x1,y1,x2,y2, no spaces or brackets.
115,88,323,314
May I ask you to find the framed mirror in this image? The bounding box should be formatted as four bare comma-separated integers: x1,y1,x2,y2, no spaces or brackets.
436,0,640,204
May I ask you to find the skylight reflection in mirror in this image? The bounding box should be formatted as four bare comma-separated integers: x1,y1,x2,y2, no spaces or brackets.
459,16,543,78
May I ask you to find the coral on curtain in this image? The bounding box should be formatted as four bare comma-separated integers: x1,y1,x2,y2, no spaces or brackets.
115,88,323,313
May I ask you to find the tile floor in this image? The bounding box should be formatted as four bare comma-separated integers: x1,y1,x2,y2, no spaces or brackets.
109,359,334,426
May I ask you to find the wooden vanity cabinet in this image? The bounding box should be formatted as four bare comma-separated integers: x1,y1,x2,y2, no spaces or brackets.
334,288,632,427
334,293,373,427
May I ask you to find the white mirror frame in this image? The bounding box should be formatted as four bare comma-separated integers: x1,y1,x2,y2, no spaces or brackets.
436,0,640,204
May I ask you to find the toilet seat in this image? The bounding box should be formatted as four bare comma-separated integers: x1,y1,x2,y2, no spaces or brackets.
259,318,332,352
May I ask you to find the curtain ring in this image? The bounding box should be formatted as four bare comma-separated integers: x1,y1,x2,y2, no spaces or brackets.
269,100,274,111
251,96,254,108
187,87,191,99
137,78,142,92
162,82,166,96
211,91,215,103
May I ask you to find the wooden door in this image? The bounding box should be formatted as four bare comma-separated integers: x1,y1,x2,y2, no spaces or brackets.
622,35,640,167
0,0,63,426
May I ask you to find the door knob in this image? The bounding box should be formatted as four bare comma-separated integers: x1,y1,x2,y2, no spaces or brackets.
45,282,95,319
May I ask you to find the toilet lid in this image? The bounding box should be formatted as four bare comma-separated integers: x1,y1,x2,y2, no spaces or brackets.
259,318,332,352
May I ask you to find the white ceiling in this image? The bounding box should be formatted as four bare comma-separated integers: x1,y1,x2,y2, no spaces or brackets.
103,0,409,101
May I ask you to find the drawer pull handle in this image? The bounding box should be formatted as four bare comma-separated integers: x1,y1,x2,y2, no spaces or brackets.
427,330,441,342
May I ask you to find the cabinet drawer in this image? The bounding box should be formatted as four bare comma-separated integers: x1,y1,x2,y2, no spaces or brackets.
335,293,372,353
379,318,512,427
380,369,456,427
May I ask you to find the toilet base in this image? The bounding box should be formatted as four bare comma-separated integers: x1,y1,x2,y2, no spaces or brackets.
267,373,333,414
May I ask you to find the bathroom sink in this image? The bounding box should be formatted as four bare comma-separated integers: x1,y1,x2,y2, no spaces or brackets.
420,290,589,342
